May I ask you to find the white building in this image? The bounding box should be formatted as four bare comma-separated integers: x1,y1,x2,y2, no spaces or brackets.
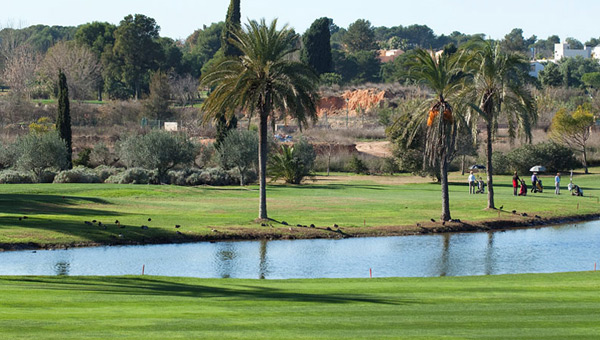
554,43,600,61
530,43,600,78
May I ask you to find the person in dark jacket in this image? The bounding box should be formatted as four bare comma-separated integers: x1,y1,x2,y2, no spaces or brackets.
512,171,520,196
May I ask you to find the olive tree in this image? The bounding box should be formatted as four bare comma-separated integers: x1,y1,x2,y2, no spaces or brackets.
13,132,69,181
217,129,258,186
119,130,196,180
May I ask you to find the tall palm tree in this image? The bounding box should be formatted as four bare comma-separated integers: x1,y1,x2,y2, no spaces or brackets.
400,49,467,221
461,39,537,209
201,19,319,220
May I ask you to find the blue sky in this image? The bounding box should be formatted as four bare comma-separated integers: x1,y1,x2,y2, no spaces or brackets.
3,0,599,43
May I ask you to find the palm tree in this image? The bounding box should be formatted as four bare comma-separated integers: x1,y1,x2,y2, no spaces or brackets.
400,49,467,221
201,19,319,220
461,39,537,209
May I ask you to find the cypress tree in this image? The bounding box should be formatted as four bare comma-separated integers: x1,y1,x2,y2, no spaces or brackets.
57,70,72,169
215,0,241,144
221,0,241,57
214,114,238,149
301,17,333,75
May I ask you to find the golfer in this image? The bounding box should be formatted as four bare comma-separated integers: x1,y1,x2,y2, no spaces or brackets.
468,171,476,194
512,171,520,196
555,172,561,195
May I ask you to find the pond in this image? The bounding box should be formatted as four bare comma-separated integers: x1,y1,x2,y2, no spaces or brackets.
0,220,599,279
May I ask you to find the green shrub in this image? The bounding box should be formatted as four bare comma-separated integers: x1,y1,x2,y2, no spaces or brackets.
53,166,101,183
477,152,511,175
0,170,34,184
170,168,239,186
105,168,159,184
197,168,237,186
195,142,217,168
347,154,368,174
94,165,122,182
166,169,206,186
90,143,113,167
377,157,402,175
268,138,316,184
39,170,57,183
506,142,579,174
0,142,16,169
73,148,92,167
13,132,69,182
119,130,197,180
217,129,258,185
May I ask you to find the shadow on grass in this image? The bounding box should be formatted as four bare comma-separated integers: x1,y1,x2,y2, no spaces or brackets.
446,182,515,189
0,215,190,246
0,194,112,216
268,183,388,191
2,276,408,305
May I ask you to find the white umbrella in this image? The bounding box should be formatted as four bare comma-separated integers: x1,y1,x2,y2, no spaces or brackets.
529,165,546,172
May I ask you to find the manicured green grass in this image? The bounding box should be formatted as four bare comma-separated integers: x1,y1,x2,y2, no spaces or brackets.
0,169,598,246
0,272,598,339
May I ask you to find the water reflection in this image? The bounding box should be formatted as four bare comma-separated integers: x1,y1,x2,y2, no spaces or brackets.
259,240,268,279
484,232,494,275
0,221,598,278
215,243,237,278
54,261,70,276
439,234,450,277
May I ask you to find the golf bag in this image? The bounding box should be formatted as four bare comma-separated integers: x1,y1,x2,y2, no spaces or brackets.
519,179,527,196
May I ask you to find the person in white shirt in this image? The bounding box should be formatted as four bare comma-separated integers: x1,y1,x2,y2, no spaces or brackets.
468,171,476,194
555,172,561,195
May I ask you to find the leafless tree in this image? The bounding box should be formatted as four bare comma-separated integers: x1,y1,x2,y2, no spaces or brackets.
169,73,199,107
37,41,102,100
1,44,39,98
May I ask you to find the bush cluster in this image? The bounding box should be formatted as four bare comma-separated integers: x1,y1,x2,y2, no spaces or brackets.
0,170,34,184
105,168,160,184
478,142,579,175
168,168,243,186
53,166,102,183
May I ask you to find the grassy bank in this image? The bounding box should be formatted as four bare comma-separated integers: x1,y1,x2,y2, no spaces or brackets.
0,272,598,338
0,169,598,248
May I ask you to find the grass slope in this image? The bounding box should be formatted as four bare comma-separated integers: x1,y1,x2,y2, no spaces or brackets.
0,169,598,246
0,272,599,339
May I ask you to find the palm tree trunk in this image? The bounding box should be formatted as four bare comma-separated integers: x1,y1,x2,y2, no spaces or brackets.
486,122,495,209
440,150,451,221
258,108,269,220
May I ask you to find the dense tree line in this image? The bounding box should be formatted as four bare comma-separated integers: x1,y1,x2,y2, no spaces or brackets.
3,14,600,98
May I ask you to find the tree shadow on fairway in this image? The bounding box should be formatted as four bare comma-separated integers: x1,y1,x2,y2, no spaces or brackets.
269,184,387,191
0,194,112,216
446,182,515,189
0,215,190,246
3,276,412,306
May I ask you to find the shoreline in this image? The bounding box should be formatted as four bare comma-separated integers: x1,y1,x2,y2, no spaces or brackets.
1,212,598,252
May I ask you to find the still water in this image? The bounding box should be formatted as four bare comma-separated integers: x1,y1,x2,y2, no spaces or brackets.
1,221,599,279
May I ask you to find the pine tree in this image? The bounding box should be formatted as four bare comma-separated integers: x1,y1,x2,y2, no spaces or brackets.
301,17,333,75
221,0,241,57
57,70,72,169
